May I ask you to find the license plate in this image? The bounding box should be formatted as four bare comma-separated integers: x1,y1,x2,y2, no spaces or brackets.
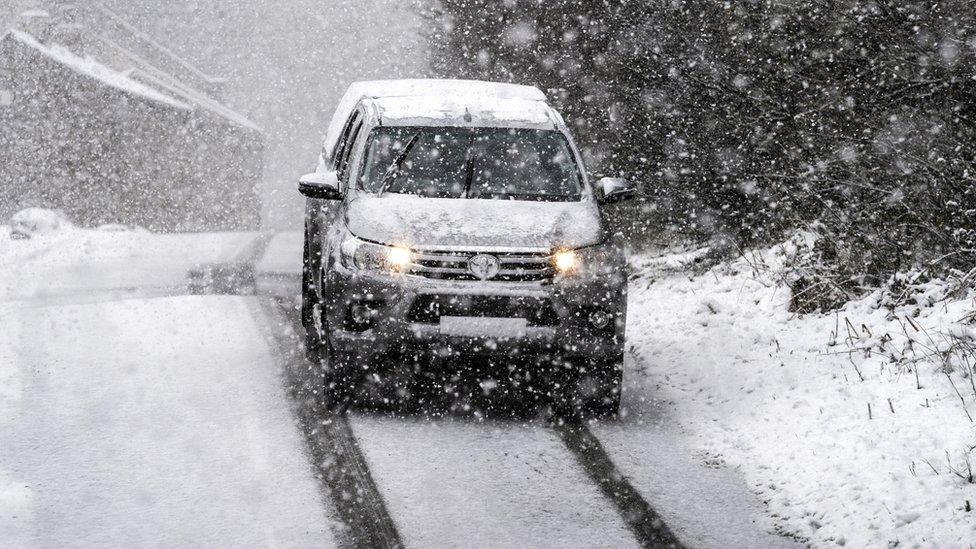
439,316,527,338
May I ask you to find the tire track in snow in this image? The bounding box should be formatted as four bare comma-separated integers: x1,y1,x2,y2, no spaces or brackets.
244,236,673,548
257,299,403,549
555,421,685,549
257,296,676,548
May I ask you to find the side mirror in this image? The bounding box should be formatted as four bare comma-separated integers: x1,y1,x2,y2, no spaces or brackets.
597,177,637,204
298,171,342,200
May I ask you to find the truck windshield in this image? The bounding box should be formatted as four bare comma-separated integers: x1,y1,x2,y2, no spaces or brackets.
358,127,583,201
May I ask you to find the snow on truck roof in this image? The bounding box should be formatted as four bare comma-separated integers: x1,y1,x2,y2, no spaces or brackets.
352,79,547,102
322,79,556,160
374,95,555,129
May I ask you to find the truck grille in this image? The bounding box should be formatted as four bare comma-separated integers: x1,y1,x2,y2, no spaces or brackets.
408,294,559,326
408,250,554,282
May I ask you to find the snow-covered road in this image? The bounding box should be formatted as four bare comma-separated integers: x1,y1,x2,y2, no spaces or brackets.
594,391,798,549
0,296,335,547
1,227,802,548
1,231,334,546
264,298,796,548
253,231,801,549
351,416,638,548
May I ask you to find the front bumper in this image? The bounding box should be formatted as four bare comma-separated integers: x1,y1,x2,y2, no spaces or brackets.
321,264,626,361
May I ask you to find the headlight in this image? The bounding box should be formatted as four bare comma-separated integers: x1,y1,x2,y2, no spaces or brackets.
341,236,412,272
552,249,580,274
551,243,623,279
385,246,412,271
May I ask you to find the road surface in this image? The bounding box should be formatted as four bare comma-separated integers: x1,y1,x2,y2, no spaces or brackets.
0,229,803,548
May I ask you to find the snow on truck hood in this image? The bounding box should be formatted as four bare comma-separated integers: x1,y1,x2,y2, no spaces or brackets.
346,194,604,250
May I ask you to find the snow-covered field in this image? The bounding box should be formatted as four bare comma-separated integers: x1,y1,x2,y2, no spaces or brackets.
624,242,976,547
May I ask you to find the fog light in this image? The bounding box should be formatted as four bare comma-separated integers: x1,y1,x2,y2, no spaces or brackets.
350,303,376,324
588,309,611,329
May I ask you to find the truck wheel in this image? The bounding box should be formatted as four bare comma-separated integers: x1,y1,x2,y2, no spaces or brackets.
558,354,622,419
323,345,363,411
584,354,623,417
304,332,322,364
301,246,322,364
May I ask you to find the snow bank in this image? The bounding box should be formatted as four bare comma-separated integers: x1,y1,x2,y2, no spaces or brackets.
255,231,303,275
624,242,976,547
0,224,261,301
7,208,74,239
254,231,303,301
0,296,335,547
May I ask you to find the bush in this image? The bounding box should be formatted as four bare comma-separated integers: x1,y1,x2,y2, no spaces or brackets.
423,0,976,306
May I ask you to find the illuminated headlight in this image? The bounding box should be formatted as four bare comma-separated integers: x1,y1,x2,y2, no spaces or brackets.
341,236,412,272
551,244,621,279
552,249,580,274
385,246,412,270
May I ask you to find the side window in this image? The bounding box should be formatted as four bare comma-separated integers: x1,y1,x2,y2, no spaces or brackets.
331,109,362,171
337,118,364,185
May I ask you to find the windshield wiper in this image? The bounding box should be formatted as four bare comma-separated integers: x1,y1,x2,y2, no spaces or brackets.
377,133,421,196
462,155,476,198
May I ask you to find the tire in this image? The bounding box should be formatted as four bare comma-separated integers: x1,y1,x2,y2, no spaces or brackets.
322,348,351,408
585,380,621,417
304,239,365,410
559,353,623,419
301,241,322,364
586,354,623,418
301,287,323,365
323,346,364,411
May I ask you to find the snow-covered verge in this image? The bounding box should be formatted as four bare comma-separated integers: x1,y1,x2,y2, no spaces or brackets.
624,240,976,547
